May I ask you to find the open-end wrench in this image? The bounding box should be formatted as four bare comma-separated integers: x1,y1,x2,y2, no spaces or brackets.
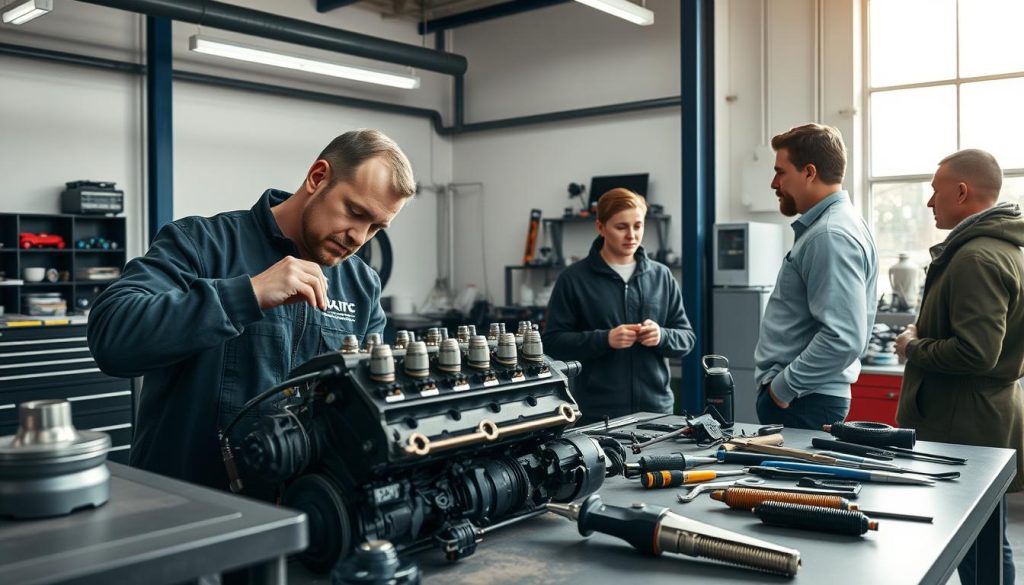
676,477,766,503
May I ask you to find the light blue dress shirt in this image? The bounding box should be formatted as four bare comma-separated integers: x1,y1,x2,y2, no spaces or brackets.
754,191,879,404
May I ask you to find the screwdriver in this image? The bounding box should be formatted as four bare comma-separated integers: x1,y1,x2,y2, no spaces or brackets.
641,469,746,488
623,453,718,478
545,494,801,576
815,450,960,480
759,461,935,486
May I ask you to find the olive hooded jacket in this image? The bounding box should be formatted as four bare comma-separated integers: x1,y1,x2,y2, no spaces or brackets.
896,202,1024,491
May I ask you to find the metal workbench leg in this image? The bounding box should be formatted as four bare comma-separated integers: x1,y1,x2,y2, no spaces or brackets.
975,497,1004,585
251,556,287,585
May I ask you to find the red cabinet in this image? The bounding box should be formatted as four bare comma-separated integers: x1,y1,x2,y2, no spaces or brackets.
848,373,902,427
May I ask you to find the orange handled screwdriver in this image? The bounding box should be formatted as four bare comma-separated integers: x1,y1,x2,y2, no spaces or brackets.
641,469,746,488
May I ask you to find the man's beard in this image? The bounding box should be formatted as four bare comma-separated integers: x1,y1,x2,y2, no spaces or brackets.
777,192,798,217
300,206,356,266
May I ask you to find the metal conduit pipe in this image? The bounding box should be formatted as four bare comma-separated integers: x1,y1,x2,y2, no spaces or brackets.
0,42,679,136
74,0,468,76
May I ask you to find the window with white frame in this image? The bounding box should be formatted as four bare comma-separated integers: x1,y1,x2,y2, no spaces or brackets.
867,0,1024,296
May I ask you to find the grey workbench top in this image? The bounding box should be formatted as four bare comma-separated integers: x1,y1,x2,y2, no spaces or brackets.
291,417,1008,585
0,462,308,585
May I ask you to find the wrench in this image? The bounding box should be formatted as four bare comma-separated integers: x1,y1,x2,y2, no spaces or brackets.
676,477,766,503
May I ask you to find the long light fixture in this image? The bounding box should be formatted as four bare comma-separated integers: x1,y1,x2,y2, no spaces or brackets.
188,35,421,90
574,0,654,26
2,0,52,25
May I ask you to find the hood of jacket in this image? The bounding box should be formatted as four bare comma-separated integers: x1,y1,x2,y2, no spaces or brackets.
930,202,1024,268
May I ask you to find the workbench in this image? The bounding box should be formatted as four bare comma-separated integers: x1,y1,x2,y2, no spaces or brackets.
291,416,1012,585
0,463,308,585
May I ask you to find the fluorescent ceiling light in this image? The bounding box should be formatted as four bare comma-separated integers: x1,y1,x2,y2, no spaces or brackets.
188,35,421,90
2,0,52,25
575,0,654,26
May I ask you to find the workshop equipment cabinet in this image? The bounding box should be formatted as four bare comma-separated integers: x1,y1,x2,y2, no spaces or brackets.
848,372,902,427
0,324,133,463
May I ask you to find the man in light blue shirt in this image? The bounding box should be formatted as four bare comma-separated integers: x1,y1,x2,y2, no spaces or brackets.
754,124,879,430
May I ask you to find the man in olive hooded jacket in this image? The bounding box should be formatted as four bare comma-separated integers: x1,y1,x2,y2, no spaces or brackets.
895,149,1024,585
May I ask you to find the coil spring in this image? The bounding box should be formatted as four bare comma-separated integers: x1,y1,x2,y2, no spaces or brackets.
754,501,877,536
711,487,853,511
829,421,916,448
690,534,800,577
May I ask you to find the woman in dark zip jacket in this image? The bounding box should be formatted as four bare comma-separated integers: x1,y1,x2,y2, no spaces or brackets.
542,188,695,423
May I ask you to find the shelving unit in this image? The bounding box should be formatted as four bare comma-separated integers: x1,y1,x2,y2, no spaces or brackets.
0,212,126,316
503,212,677,307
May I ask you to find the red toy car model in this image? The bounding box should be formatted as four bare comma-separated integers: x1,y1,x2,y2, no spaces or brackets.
20,232,66,249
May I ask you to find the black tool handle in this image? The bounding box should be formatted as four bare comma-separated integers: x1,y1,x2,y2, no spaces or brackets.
577,494,664,555
642,470,687,488
639,453,690,473
811,438,895,460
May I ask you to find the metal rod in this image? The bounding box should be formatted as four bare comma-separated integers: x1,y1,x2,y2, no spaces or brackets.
75,0,468,75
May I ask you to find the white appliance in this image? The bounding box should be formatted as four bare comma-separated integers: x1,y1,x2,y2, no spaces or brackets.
712,222,784,287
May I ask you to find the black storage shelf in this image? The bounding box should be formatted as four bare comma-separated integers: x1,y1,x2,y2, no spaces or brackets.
0,212,127,317
506,213,677,306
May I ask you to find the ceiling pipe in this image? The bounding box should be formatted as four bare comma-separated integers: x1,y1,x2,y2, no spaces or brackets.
74,0,468,76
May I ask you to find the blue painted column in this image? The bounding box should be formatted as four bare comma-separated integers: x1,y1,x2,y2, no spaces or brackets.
680,0,715,414
146,16,173,241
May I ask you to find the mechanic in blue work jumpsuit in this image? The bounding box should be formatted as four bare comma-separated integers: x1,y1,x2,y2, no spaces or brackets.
87,129,416,494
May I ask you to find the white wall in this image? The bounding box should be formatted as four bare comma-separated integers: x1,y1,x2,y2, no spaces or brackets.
715,0,862,248
0,1,451,300
450,0,682,303
0,0,864,308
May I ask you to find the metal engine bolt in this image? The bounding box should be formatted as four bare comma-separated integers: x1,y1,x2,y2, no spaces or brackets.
456,325,471,343
487,323,501,341
438,338,462,373
363,332,382,353
341,334,360,353
468,335,491,369
425,327,441,347
369,344,396,383
495,333,518,365
404,341,430,378
393,330,410,349
521,330,544,362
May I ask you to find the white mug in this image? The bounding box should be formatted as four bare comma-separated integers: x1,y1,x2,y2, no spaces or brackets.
23,267,45,282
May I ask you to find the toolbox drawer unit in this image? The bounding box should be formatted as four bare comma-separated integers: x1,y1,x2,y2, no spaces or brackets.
0,324,133,464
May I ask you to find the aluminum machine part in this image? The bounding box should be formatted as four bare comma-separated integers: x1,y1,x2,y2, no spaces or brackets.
0,400,111,519
404,341,430,378
393,330,410,350
495,333,518,366
362,333,382,353
369,344,396,383
437,338,462,374
521,330,544,363
341,334,360,354
467,336,491,370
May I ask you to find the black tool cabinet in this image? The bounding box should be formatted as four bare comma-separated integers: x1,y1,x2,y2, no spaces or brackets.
0,324,134,464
